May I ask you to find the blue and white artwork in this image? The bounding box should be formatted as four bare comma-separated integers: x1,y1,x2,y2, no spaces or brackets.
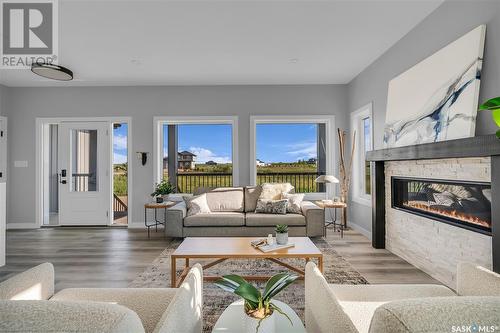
384,25,486,148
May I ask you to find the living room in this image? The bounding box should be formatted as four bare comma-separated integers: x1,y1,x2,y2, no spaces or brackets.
0,0,499,332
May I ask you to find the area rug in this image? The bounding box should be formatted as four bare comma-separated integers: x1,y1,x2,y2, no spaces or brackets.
130,238,368,332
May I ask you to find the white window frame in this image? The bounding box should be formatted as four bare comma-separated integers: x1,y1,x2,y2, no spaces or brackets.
249,115,336,200
350,103,373,206
153,116,239,187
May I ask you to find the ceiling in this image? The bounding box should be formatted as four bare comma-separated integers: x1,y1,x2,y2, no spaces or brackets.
0,0,443,87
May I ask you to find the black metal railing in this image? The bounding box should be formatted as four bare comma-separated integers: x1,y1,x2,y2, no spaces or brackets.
176,173,233,193
257,172,322,193
175,172,323,193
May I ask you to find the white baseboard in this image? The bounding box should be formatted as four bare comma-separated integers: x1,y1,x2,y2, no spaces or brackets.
127,222,147,229
348,221,372,239
7,223,39,229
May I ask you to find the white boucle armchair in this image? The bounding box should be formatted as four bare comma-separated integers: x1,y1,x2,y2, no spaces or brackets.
305,261,500,333
0,262,203,333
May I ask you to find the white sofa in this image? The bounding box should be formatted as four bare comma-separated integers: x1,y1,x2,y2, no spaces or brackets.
305,262,500,333
0,262,203,333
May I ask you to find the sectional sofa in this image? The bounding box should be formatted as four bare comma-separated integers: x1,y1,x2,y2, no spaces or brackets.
165,186,325,238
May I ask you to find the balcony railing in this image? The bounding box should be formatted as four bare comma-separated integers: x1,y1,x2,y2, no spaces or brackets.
175,172,323,193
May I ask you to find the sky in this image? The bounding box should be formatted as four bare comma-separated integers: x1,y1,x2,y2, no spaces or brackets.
113,123,128,164
113,123,319,165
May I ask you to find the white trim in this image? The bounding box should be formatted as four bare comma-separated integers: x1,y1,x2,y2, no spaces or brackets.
348,221,372,239
153,116,239,187
0,117,7,184
249,115,336,197
7,223,38,230
350,103,373,207
35,116,133,228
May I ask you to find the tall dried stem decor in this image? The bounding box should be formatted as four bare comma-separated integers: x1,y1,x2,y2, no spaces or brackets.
338,128,356,203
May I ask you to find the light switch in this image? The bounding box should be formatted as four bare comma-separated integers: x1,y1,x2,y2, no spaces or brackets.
14,161,28,168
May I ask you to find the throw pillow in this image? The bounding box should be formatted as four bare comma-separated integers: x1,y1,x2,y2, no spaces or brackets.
255,199,288,215
184,193,211,216
282,193,304,214
259,183,294,200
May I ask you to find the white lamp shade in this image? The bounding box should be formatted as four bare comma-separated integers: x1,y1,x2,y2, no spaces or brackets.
315,175,339,184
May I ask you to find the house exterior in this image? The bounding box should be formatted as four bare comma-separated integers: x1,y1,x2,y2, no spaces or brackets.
256,159,268,167
163,151,197,170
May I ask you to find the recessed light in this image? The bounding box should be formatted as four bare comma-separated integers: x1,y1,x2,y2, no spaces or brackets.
31,63,73,81
289,58,299,64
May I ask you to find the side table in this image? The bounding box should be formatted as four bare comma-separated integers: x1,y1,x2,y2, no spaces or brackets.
212,299,306,332
144,201,176,238
315,201,348,237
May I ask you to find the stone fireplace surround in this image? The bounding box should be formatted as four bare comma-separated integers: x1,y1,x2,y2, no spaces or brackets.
385,158,491,288
366,134,500,290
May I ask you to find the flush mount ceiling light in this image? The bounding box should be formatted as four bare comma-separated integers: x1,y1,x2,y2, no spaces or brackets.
31,63,73,81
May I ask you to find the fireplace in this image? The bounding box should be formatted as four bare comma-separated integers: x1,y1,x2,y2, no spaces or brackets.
392,177,491,235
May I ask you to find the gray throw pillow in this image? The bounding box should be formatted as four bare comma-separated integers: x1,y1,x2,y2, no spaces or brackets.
255,199,288,215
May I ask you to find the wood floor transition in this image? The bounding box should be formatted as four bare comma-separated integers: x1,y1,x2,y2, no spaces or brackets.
0,226,439,291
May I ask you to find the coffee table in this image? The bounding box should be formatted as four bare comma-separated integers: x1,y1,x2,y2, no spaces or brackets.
171,237,323,287
212,299,306,332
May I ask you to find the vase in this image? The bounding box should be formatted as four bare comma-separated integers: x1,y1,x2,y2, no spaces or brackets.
162,194,170,202
276,232,288,245
155,196,164,203
244,311,275,333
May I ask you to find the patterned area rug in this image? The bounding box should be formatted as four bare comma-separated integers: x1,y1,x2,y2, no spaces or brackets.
130,237,368,333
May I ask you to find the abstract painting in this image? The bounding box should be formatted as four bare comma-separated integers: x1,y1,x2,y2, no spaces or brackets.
384,25,486,148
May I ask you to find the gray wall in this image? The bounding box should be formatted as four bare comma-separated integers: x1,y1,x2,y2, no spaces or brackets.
347,0,500,233
3,85,348,226
0,85,6,116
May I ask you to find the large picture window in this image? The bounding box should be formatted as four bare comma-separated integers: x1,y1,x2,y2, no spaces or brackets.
154,117,238,194
251,116,335,195
351,103,373,205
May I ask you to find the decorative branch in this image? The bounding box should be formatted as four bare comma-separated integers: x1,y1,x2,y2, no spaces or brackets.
337,128,356,203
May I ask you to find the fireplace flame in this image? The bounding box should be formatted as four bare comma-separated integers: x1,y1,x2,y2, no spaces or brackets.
404,201,491,228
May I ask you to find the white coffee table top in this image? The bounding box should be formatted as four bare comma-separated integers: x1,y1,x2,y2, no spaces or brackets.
212,299,306,333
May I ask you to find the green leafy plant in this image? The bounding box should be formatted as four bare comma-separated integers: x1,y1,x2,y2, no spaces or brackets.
275,224,289,234
479,97,500,139
215,273,298,332
151,179,175,197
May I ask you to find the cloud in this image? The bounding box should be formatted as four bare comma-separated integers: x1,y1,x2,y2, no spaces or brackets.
113,152,127,164
113,135,127,150
285,142,317,160
189,147,231,164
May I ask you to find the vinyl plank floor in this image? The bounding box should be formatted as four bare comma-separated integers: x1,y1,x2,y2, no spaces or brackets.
0,226,440,291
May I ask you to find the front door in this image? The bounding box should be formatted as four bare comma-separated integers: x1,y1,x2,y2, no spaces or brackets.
58,122,111,225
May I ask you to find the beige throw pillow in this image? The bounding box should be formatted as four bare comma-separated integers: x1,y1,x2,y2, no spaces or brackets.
184,193,211,216
259,183,294,200
282,193,304,214
255,199,288,215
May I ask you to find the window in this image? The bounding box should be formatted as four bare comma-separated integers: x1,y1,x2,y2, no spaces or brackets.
154,117,238,194
351,103,373,205
250,116,335,195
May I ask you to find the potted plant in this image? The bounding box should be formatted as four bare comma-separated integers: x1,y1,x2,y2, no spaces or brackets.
275,224,289,245
479,97,500,138
215,273,298,333
151,179,175,203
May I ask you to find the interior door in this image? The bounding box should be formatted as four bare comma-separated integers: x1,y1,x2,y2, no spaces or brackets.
58,122,111,225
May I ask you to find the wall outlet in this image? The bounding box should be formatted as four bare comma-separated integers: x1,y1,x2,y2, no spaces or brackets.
14,161,28,168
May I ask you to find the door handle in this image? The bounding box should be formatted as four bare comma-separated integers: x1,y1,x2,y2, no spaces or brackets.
59,170,67,184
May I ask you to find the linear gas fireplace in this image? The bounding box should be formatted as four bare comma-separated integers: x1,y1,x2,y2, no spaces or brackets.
392,177,492,235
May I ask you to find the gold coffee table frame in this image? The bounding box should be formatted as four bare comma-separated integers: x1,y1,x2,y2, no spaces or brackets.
171,237,323,287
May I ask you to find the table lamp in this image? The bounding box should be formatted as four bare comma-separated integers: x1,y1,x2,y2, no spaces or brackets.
315,175,339,201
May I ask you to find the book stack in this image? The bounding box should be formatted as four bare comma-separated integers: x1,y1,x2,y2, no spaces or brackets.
250,238,295,253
